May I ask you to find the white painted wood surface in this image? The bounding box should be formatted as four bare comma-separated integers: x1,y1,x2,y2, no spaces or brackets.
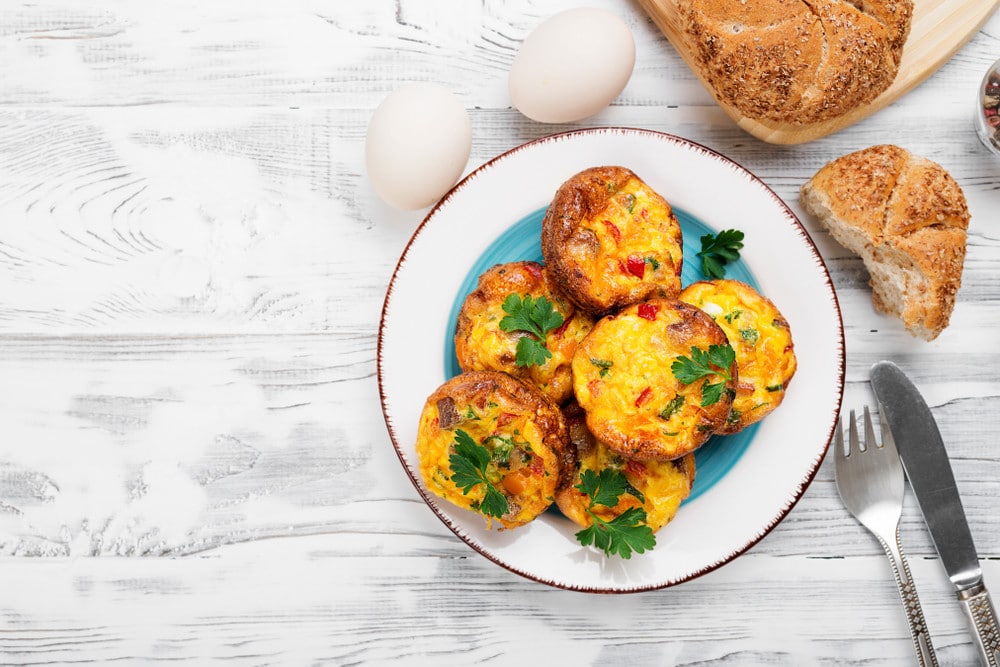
2,0,1000,663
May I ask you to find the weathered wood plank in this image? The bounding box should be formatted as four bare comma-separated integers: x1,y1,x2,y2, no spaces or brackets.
0,542,994,665
0,334,388,556
0,107,402,333
0,0,704,109
2,2,995,115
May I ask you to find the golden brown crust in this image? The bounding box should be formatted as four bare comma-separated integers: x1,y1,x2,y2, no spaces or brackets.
454,261,594,404
571,299,735,461
415,370,568,529
800,144,970,340
678,0,913,124
541,166,683,315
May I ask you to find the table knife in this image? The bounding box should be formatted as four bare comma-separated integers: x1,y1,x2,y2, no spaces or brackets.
871,360,1000,666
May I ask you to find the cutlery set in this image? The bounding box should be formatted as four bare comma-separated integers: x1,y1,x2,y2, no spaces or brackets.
835,361,1000,665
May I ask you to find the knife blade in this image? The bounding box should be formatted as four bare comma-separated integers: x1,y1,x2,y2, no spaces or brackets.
871,360,1000,667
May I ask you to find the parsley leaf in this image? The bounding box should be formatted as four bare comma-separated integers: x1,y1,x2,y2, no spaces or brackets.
499,294,565,368
580,468,627,508
697,229,744,279
671,344,736,407
449,430,509,519
700,381,727,408
514,337,551,368
573,468,655,559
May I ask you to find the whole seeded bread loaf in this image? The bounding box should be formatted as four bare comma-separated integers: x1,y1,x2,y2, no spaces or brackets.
800,145,970,341
677,0,914,124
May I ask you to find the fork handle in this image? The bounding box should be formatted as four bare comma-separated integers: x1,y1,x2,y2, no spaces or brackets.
881,528,939,667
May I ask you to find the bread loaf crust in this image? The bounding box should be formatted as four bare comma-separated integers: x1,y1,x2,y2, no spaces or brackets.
679,0,914,124
800,145,969,340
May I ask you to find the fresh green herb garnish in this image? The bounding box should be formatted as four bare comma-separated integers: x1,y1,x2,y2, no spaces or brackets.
659,395,686,420
589,358,614,378
697,229,745,279
449,429,509,519
482,434,515,467
671,344,736,407
574,469,655,559
499,293,565,368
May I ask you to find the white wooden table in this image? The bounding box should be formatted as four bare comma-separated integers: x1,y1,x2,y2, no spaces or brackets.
2,1,1000,664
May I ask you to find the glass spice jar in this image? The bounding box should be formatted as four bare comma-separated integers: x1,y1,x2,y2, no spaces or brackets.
976,58,1000,154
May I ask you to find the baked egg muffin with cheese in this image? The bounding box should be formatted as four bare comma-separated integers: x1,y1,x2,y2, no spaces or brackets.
415,370,567,529
572,299,736,461
541,166,683,315
556,402,695,532
454,261,594,405
679,279,797,434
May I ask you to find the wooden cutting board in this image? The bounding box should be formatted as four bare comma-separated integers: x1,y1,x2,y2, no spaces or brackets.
638,0,1000,144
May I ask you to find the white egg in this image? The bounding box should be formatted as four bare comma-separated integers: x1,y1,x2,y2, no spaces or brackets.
509,8,636,123
366,83,472,211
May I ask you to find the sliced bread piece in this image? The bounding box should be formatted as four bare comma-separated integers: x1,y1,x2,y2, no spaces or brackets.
800,144,970,340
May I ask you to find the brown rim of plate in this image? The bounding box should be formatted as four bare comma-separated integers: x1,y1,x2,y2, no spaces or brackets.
376,127,846,593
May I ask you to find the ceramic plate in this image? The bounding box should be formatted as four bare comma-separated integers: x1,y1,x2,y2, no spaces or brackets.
378,128,844,592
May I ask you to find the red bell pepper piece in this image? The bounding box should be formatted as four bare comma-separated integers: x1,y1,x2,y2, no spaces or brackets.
626,255,645,278
635,386,652,407
637,303,658,321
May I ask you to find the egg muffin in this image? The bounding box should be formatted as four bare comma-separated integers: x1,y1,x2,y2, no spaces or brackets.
415,370,567,529
454,261,594,404
679,279,797,434
572,299,735,461
541,166,684,315
556,402,695,533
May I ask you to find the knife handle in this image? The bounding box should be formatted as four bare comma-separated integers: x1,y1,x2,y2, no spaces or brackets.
959,583,1000,666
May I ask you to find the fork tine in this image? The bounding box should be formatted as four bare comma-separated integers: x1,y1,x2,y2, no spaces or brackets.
848,408,860,453
863,405,878,450
834,412,845,457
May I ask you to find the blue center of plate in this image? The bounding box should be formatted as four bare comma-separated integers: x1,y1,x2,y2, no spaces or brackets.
443,205,760,504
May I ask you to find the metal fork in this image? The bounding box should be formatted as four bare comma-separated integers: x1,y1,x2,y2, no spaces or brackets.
834,406,938,666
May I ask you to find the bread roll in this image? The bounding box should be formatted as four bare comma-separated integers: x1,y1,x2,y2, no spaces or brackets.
800,145,970,341
677,0,913,124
